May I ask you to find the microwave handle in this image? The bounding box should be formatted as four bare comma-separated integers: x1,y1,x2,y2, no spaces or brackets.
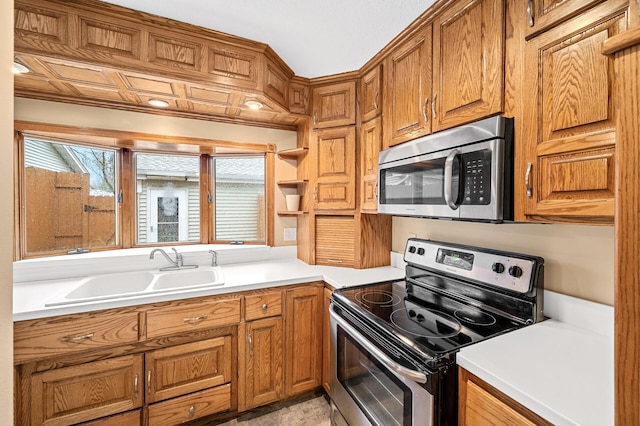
444,149,460,210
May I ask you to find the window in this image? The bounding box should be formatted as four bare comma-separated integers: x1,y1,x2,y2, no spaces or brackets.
213,157,266,242
135,153,200,244
16,126,274,259
22,137,118,255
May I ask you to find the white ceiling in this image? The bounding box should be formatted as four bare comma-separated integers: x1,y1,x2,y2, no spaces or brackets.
101,0,435,78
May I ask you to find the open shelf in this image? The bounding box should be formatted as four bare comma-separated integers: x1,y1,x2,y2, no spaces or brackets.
277,210,308,216
277,179,308,188
277,148,308,159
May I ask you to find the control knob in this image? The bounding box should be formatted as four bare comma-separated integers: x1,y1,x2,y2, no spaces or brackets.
508,265,523,278
417,248,425,255
491,262,505,274
408,246,416,253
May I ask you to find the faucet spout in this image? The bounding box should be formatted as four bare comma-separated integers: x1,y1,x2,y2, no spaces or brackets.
149,248,198,271
149,248,178,267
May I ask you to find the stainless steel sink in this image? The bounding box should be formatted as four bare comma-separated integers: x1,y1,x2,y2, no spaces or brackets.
45,266,225,306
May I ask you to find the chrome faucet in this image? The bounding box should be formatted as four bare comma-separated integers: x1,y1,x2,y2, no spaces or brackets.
149,248,198,271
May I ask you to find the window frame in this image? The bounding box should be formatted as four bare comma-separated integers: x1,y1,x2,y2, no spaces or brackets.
14,121,275,260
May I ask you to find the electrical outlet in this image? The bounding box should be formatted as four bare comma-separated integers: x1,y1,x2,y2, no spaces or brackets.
284,227,297,241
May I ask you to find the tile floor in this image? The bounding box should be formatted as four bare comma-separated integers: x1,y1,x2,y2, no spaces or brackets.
215,395,331,426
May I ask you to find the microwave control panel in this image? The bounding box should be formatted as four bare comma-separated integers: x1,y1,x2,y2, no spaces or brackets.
462,150,492,205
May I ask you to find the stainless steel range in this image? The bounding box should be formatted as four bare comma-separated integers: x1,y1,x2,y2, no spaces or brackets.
329,238,544,426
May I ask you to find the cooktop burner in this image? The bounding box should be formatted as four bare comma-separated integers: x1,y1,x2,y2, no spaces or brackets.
390,307,462,338
355,289,402,307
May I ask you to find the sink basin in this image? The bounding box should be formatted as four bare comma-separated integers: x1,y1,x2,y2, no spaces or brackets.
64,271,155,301
45,266,225,307
152,267,224,290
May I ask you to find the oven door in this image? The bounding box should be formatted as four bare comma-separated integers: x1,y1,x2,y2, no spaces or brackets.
377,138,506,221
330,304,435,426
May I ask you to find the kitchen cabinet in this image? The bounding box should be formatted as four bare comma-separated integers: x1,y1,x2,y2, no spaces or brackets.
383,24,433,148
322,285,333,394
459,368,553,426
519,0,627,222
524,0,604,39
312,126,356,211
311,81,357,129
315,215,356,267
30,354,143,425
360,116,382,212
360,64,383,122
431,0,504,131
284,284,323,396
238,316,284,411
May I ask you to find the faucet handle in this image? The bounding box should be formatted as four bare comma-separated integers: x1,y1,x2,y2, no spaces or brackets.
171,248,183,266
209,250,218,267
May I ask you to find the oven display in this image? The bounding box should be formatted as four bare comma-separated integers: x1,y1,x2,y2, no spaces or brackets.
436,249,474,271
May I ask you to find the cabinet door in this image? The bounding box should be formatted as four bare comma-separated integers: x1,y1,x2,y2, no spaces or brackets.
313,126,356,210
30,355,143,425
315,215,355,267
360,117,382,212
312,81,356,128
147,384,231,426
361,64,382,122
459,368,553,426
383,24,432,147
432,0,504,131
285,285,323,396
240,317,284,410
145,336,232,403
520,0,626,221
525,0,604,39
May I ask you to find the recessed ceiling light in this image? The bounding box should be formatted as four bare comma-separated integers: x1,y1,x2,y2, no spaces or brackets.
148,99,170,108
12,62,29,74
245,100,263,110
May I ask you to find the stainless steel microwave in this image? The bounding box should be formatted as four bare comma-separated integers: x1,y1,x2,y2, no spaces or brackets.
377,115,514,222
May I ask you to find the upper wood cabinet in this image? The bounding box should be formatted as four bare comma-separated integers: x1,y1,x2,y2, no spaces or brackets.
383,24,433,148
432,0,504,131
360,64,383,122
313,126,357,210
312,81,357,128
360,116,382,212
524,0,605,39
519,0,627,222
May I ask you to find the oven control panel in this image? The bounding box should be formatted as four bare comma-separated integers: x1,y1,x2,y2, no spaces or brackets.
404,238,539,294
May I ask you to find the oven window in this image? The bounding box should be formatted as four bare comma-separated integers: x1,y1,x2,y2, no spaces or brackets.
337,327,412,426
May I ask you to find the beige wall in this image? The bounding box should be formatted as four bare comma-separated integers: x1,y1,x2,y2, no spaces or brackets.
2,0,14,419
393,217,614,305
14,98,298,246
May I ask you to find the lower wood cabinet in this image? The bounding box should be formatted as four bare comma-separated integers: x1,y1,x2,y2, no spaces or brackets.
30,354,143,425
146,384,231,426
459,367,553,426
284,284,323,396
239,316,284,411
322,286,332,394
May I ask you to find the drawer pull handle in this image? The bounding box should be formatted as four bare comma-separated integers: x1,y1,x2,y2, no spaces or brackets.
373,92,379,111
189,406,196,415
327,259,343,264
147,371,152,394
60,333,94,343
423,97,429,122
183,315,208,323
134,374,139,398
262,304,268,312
525,162,533,197
527,0,534,27
432,94,437,120
248,333,253,356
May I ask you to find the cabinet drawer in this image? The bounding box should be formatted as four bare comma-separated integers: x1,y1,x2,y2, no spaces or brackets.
146,336,232,403
31,354,143,425
146,298,241,339
245,291,283,320
14,310,139,363
147,384,231,426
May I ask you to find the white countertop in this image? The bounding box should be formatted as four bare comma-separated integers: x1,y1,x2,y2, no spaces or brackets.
13,247,405,321
457,290,614,426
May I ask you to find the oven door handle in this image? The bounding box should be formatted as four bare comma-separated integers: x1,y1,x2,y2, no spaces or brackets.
330,305,428,384
444,149,460,210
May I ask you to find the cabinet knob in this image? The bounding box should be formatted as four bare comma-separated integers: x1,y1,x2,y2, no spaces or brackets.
189,406,196,415
262,304,268,312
